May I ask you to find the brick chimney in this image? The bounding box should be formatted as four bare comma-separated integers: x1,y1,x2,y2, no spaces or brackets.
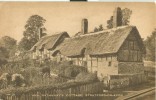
81,18,88,34
113,7,122,28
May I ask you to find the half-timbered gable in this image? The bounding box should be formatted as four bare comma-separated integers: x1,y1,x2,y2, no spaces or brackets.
117,28,145,62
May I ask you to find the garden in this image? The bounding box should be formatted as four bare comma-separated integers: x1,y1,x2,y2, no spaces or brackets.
0,57,99,91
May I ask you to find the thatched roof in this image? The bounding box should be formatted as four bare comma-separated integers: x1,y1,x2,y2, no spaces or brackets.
54,26,145,57
30,32,69,51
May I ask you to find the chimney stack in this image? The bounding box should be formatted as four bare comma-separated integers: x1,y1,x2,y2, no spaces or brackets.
113,7,122,28
39,28,42,40
81,18,88,34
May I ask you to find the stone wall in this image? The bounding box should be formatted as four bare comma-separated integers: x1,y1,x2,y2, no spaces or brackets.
107,73,147,90
109,78,129,90
118,62,144,74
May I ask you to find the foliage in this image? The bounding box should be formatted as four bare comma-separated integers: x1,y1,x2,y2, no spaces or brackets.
0,36,17,59
19,67,41,86
107,16,113,29
18,15,46,51
94,24,104,32
49,61,87,78
106,7,132,29
94,27,98,32
98,24,104,31
64,65,87,78
12,74,25,87
0,36,17,50
0,47,8,65
122,8,132,25
144,29,155,61
75,72,98,82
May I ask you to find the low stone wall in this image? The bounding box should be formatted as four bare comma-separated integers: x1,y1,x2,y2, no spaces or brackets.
118,62,144,74
109,78,129,90
105,73,147,90
144,67,155,79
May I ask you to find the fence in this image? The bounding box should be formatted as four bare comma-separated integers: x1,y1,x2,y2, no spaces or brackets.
0,82,103,100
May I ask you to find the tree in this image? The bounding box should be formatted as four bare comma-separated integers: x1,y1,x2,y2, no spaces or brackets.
19,15,46,51
144,29,155,61
93,25,104,32
0,36,17,58
106,7,132,29
98,24,104,31
122,8,132,25
107,16,113,29
0,36,17,50
94,27,98,32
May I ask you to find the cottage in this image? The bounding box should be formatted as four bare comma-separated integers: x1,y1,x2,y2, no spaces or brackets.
30,7,146,79
53,26,145,77
30,31,69,61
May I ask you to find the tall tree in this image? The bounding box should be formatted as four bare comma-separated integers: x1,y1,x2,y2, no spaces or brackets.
144,29,155,61
19,15,46,51
122,8,132,25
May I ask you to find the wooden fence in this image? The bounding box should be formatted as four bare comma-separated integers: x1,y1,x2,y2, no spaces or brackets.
0,82,103,100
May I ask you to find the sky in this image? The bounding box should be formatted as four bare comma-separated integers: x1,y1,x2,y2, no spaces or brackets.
0,2,155,42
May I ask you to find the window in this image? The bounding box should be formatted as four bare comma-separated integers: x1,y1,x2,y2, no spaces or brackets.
108,61,112,67
129,41,134,50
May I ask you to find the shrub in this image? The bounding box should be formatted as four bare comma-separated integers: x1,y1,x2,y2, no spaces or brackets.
19,67,40,86
75,72,98,82
12,74,25,87
63,65,87,78
64,67,79,78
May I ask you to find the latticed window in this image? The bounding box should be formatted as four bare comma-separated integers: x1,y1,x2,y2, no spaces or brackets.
108,61,112,67
129,41,134,50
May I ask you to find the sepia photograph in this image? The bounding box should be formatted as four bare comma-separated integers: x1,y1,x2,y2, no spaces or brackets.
0,2,155,100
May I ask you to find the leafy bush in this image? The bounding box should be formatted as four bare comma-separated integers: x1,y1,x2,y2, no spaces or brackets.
12,74,25,87
75,72,98,82
64,65,87,78
0,59,7,66
19,67,40,86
